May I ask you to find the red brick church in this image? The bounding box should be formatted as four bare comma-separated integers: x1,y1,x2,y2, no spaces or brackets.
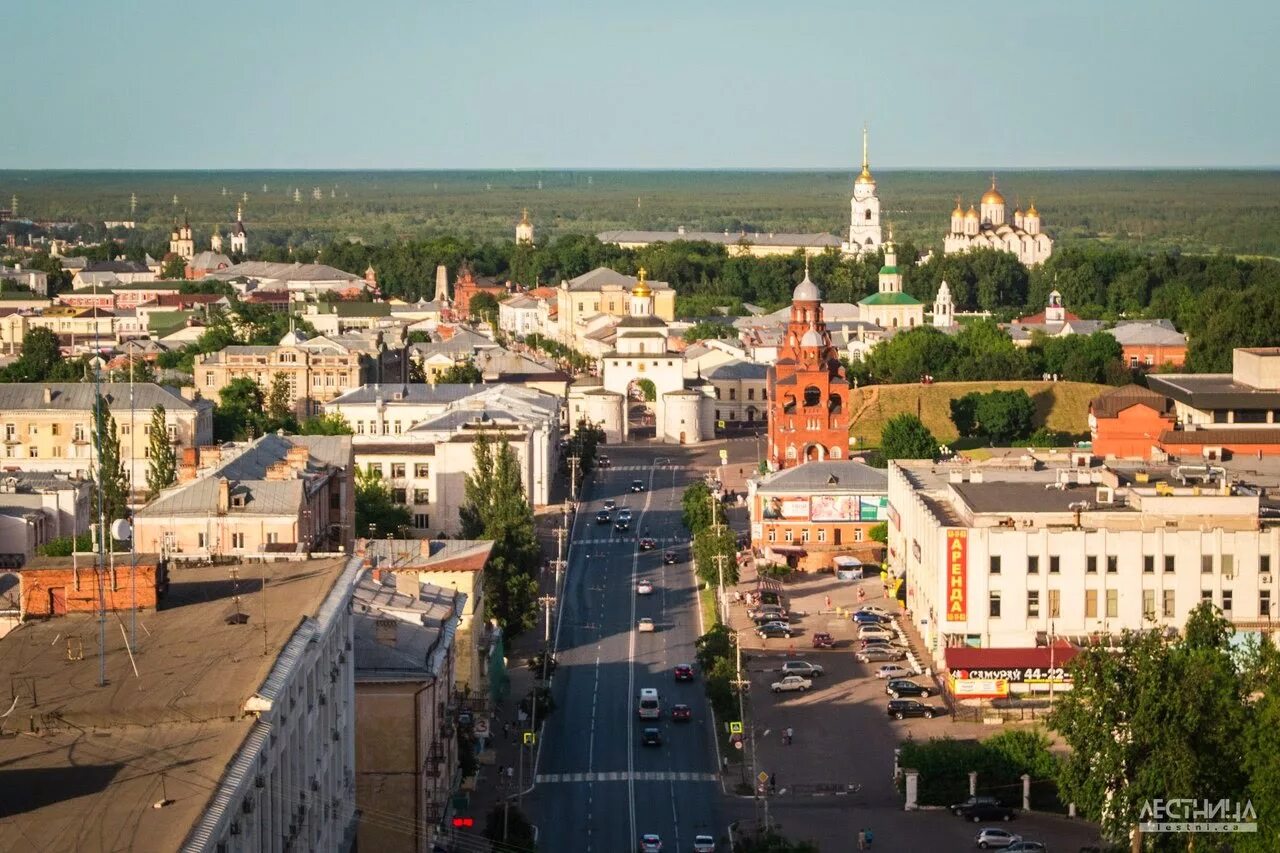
766,267,850,469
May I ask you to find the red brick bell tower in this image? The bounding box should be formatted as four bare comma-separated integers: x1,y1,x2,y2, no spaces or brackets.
766,266,850,470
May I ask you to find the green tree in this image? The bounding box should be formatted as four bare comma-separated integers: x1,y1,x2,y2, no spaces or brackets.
950,393,980,437
681,480,726,533
144,405,176,499
437,359,483,384
954,389,1037,444
469,291,500,327
36,532,94,557
298,413,354,435
214,376,266,441
682,320,736,342
880,413,938,460
92,395,129,527
635,377,656,402
160,254,187,280
354,467,411,538
862,326,959,384
265,373,294,429
734,829,819,853
693,525,739,587
562,418,604,480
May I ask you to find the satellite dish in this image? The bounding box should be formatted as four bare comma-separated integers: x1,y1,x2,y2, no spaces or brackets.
110,518,133,541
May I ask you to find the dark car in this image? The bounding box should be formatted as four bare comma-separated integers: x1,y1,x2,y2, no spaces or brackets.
958,802,1017,823
641,727,662,747
596,510,611,524
615,519,630,532
630,479,645,493
752,613,790,626
756,622,794,639
886,699,944,720
674,664,695,682
852,611,892,625
671,704,692,721
597,455,611,468
950,795,1002,816
885,679,934,698
663,550,678,565
811,632,835,649
639,537,657,550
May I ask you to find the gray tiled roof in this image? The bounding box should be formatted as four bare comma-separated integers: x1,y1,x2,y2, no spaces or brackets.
564,267,672,293
352,573,461,676
597,229,841,248
1106,320,1186,346
0,383,206,413
208,261,364,283
756,461,888,494
703,359,770,381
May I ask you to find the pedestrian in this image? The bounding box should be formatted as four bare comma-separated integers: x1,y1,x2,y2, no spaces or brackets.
503,722,511,741
825,595,831,610
857,829,866,850
498,765,507,786
865,828,874,849
506,766,515,782
769,773,776,793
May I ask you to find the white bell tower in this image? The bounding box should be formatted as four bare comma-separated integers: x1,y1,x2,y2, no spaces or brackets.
933,280,955,328
843,126,883,256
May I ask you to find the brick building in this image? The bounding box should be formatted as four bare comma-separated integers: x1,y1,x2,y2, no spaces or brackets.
17,555,166,617
766,268,850,469
451,261,508,318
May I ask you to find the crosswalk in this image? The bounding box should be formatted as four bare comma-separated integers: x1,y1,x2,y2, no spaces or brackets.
535,771,718,784
600,465,682,472
573,536,686,546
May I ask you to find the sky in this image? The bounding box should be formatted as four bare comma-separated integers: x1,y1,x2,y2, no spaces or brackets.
5,0,1276,169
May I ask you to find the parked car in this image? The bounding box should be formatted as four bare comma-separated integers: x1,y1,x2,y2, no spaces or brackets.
756,622,794,639
663,550,678,565
852,611,892,625
887,699,945,720
856,647,906,663
641,727,662,746
604,498,617,510
639,833,663,852
748,604,787,619
974,827,1022,849
596,510,611,524
875,664,915,679
1003,843,1045,853
597,455,611,468
951,796,1002,816
778,661,824,677
771,675,813,693
885,679,934,698
858,625,896,642
637,618,656,633
674,664,695,682
630,479,646,492
857,604,893,617
860,637,907,650
752,613,790,627
636,580,654,595
692,835,716,853
639,537,657,550
671,703,692,721
959,803,1016,823
811,632,835,649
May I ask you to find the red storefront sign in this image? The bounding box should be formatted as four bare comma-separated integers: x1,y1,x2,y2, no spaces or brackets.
946,529,967,621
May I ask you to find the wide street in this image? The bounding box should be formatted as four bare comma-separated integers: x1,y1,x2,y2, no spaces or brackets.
532,444,723,852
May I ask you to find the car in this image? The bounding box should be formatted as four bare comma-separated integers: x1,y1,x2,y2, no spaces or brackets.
875,664,914,679
638,688,660,719
637,617,656,632
637,580,654,595
596,510,611,524
604,498,617,510
856,647,906,663
597,455,611,469
756,622,794,639
1003,843,1045,853
852,610,892,625
771,675,812,693
615,519,630,532
639,833,663,852
663,550,678,565
748,605,787,620
639,537,657,550
974,828,1022,849
674,663,695,682
951,796,1003,816
857,604,893,618
887,699,945,720
778,661,824,678
671,703,692,721
693,835,716,853
959,803,1017,823
752,613,790,626
641,727,662,747
858,625,896,641
618,508,633,522
630,479,645,492
885,679,934,698
811,632,835,649
860,636,907,649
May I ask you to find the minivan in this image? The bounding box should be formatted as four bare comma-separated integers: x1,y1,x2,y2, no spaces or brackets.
638,687,660,719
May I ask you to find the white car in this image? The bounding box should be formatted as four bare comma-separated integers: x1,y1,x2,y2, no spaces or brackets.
770,675,812,693
858,604,893,618
693,835,716,853
639,833,663,852
858,625,896,641
637,617,656,633
975,828,1022,849
876,664,914,680
637,580,654,595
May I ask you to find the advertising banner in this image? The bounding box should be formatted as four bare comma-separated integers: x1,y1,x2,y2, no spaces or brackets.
953,666,1072,685
951,677,1009,699
763,497,811,520
945,529,968,622
859,496,889,521
810,494,859,522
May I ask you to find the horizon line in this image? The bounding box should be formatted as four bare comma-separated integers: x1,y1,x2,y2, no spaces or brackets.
2,165,1280,174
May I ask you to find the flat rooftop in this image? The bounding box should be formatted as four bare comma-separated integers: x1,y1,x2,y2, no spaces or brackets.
952,480,1128,515
0,556,352,853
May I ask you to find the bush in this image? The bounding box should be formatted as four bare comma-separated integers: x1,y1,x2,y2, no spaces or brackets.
898,730,1063,811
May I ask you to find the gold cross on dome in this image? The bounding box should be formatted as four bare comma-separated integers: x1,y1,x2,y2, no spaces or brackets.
637,267,647,282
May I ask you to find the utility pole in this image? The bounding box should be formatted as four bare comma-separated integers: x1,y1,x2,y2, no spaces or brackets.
568,455,580,502
539,594,556,646
710,490,729,622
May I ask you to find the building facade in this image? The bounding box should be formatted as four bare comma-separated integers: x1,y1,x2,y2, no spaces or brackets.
556,267,676,351
943,178,1053,266
0,471,93,568
857,240,924,331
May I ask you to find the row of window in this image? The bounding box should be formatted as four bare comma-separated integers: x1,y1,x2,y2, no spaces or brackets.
990,588,1270,620
3,422,176,442
365,462,430,479
766,527,864,543
988,553,1268,577
713,387,767,401
356,420,407,435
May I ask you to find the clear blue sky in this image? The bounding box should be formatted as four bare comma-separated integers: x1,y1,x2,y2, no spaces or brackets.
6,0,1276,169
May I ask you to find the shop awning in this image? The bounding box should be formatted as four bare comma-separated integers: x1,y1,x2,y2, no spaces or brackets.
767,545,807,554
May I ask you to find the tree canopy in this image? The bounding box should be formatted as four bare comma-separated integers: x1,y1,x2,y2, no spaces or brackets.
145,404,176,499
879,413,939,460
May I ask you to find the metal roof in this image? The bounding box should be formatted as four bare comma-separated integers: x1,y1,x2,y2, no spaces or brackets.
0,382,206,412
756,461,888,494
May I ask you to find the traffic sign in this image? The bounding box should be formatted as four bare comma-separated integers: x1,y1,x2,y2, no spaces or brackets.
758,771,769,783
728,721,743,734
523,732,537,746
734,740,744,750
719,449,729,462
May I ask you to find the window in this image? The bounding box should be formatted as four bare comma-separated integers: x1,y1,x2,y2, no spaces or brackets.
1263,555,1272,575
414,513,430,529
1143,555,1154,574
714,387,721,400
394,421,402,434
415,463,430,478
205,372,214,385
1201,589,1213,603
1027,590,1040,618
816,528,826,543
989,591,1002,618
767,529,776,542
1143,589,1156,621
50,424,60,437
1202,555,1213,574
366,463,382,477
414,489,430,504
989,555,1001,575
1222,554,1235,579
266,532,278,545
1106,555,1118,574
784,529,793,542
800,528,810,543
853,527,863,542
748,389,755,401
4,424,14,441
391,463,406,479
1028,555,1039,574
1106,589,1118,618
1163,589,1175,617
393,489,407,504
1262,590,1272,619
1086,556,1097,574
1085,589,1098,618
231,532,245,549
1048,589,1061,618
1222,589,1233,614
73,424,85,442
28,447,37,458
1164,555,1175,574
197,532,206,548
1049,556,1060,574
356,420,365,434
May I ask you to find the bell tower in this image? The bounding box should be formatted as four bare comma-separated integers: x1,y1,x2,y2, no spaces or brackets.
843,126,883,255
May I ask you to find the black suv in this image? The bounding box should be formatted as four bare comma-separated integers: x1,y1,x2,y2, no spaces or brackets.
950,795,1002,816
886,699,944,720
596,510,611,524
957,801,1016,823
885,679,934,699
641,727,662,747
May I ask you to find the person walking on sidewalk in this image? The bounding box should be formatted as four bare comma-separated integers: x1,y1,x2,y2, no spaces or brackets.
857,829,867,850
864,828,874,850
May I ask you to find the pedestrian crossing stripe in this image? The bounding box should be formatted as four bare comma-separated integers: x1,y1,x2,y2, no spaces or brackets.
573,536,685,546
535,771,718,784
603,465,682,471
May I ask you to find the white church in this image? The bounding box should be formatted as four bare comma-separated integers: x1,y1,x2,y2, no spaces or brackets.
943,177,1053,266
840,127,884,257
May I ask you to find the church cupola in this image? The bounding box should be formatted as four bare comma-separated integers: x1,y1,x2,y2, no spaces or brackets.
516,208,534,244
843,125,883,255
629,267,654,317
878,234,902,294
980,175,1006,226
1024,201,1041,235
932,279,955,328
950,198,965,234
1045,289,1066,324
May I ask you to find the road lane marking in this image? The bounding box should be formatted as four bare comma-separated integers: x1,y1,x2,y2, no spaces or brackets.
535,772,719,783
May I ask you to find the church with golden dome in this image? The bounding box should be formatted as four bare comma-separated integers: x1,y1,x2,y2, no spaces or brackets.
840,127,884,256
943,176,1054,266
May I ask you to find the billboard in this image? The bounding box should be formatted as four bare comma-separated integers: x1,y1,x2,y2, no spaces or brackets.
945,529,968,622
859,496,889,521
951,677,1009,699
810,495,859,522
763,496,810,520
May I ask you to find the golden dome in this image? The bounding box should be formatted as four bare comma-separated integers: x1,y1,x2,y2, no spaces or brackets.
1026,201,1039,217
952,198,964,216
981,176,1005,206
964,205,980,220
632,267,652,298
855,165,875,185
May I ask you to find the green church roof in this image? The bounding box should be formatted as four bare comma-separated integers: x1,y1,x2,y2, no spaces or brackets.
879,266,899,275
859,291,923,306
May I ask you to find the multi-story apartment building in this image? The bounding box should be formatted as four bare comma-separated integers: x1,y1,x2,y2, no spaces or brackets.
133,433,354,558
194,331,405,417
0,383,213,489
0,471,93,567
0,555,363,853
0,263,50,295
0,307,119,354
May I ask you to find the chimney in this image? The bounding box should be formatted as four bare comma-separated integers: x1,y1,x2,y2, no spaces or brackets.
42,386,52,404
179,446,200,483
375,618,398,647
286,445,310,469
216,477,230,514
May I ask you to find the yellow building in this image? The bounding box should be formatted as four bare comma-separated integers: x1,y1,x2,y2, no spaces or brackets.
556,267,676,351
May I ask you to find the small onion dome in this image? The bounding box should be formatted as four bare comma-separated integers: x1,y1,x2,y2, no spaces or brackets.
855,165,875,185
792,269,821,302
981,178,1005,206
800,325,824,347
632,280,651,298
1026,202,1039,217
952,200,964,217
964,205,980,220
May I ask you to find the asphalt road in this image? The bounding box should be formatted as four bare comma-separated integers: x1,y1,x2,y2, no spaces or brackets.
533,446,723,853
